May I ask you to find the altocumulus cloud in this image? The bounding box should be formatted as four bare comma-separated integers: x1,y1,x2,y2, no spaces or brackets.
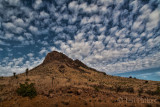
0,0,160,76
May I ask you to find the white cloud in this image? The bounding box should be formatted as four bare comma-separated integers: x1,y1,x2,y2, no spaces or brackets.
17,36,25,41
51,26,63,33
68,1,79,12
146,9,160,31
39,48,48,55
29,26,38,35
5,0,20,6
24,33,32,39
3,33,14,40
39,11,49,19
14,18,26,28
55,0,66,5
33,0,43,10
75,33,85,42
132,20,144,32
27,53,34,57
2,22,16,31
14,27,24,34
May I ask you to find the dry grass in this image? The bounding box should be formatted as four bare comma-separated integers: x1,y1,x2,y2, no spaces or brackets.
0,59,160,107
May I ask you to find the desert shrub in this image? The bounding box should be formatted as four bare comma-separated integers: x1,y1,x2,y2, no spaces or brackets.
0,84,5,91
145,81,148,84
125,87,134,93
61,101,69,105
94,86,99,92
16,82,37,98
59,65,65,69
115,85,123,93
157,98,160,102
0,76,3,80
138,88,144,96
25,78,30,81
15,75,18,79
146,86,160,96
98,99,102,102
48,89,54,94
59,69,65,73
146,90,155,95
155,86,160,95
129,76,132,78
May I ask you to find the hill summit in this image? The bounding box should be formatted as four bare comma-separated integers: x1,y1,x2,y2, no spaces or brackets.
43,51,74,64
42,51,93,71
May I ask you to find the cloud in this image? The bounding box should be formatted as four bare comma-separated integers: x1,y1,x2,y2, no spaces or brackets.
5,0,20,6
39,11,49,19
2,22,16,31
0,56,43,76
29,26,38,35
27,53,34,57
17,36,25,41
39,48,49,55
1,33,14,40
146,9,160,31
0,0,160,76
14,18,26,28
0,40,10,46
33,0,43,10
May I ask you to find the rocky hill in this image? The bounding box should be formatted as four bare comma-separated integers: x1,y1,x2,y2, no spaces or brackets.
0,51,160,107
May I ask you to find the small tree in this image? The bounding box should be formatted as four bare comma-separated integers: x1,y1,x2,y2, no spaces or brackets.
13,72,16,77
16,82,37,98
26,68,29,76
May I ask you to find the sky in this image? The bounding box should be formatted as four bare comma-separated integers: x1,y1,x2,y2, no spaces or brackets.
0,0,160,79
114,67,160,81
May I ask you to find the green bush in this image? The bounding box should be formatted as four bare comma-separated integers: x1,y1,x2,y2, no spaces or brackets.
16,82,37,98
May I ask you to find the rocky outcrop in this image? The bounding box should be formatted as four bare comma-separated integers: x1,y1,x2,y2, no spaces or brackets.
42,51,74,65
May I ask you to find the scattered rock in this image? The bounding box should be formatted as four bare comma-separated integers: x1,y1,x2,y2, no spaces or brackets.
67,90,73,93
49,94,54,98
76,89,82,95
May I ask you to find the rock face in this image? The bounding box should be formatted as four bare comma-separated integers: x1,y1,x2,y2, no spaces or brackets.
74,59,88,68
42,51,101,74
43,51,74,65
43,51,88,68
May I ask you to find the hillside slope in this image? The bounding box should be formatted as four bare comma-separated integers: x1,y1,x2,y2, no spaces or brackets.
0,51,160,107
